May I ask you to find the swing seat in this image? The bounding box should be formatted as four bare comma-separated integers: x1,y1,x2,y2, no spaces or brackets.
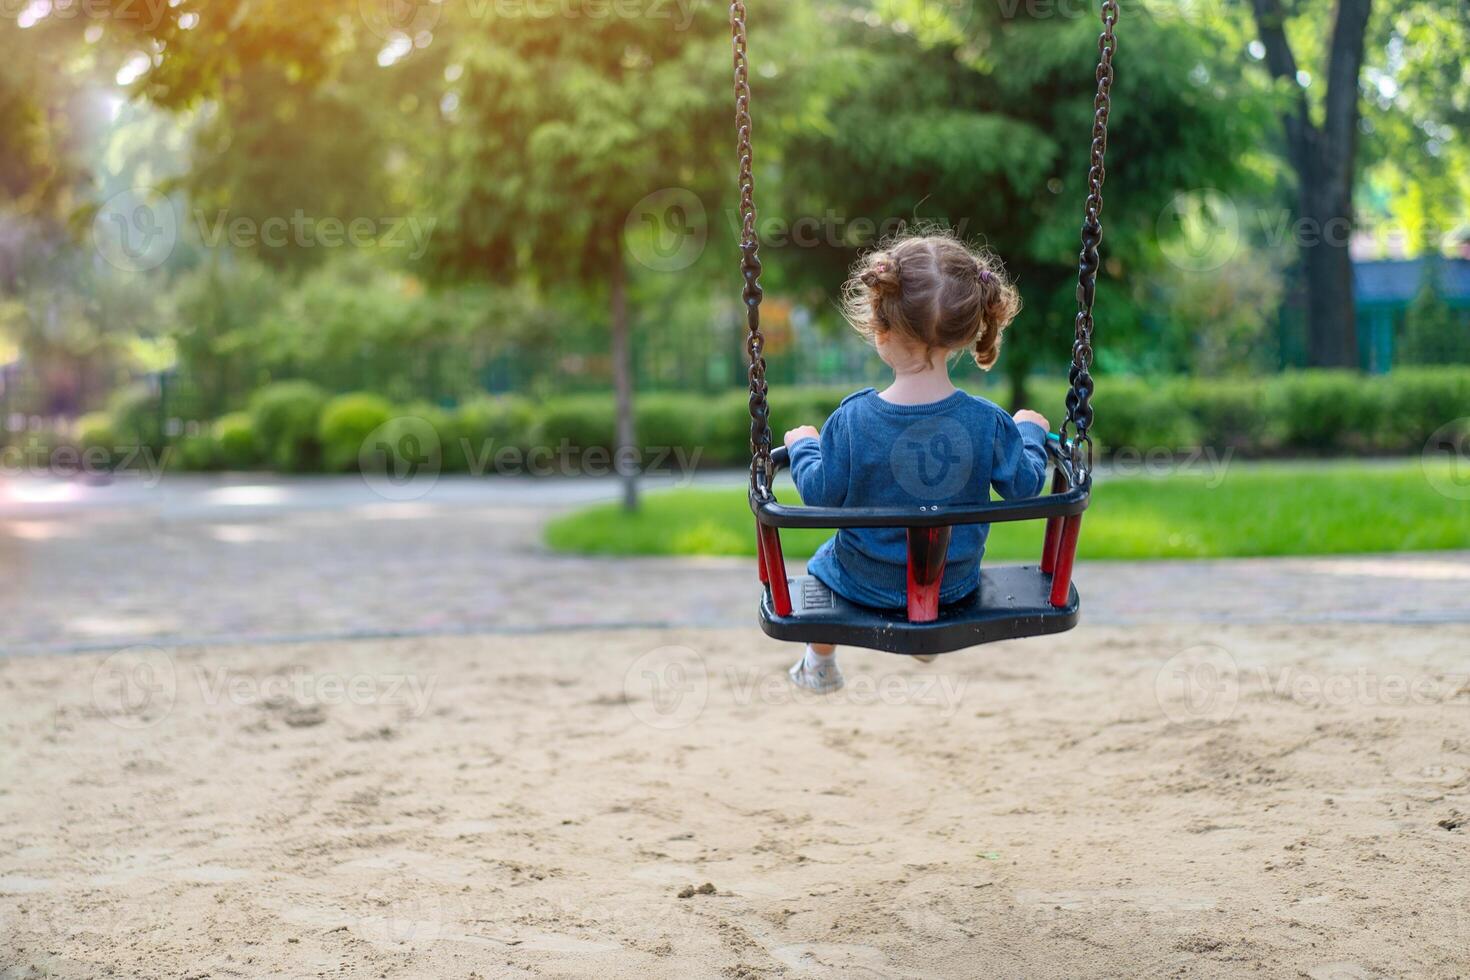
759,567,1079,657
752,442,1089,656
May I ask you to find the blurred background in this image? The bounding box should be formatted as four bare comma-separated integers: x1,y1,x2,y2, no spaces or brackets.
0,0,1467,514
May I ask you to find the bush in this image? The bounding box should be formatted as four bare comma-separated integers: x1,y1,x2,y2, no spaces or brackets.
170,433,219,471
174,366,1470,473
535,395,617,455
451,396,535,473
249,381,327,472
1175,377,1284,453
74,412,117,468
1277,370,1385,453
318,393,395,472
1378,367,1470,449
214,413,260,470
108,386,165,453
1093,378,1200,454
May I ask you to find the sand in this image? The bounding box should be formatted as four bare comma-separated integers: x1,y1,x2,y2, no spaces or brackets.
3,623,1469,978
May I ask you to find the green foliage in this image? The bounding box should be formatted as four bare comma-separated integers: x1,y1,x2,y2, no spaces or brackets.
1093,379,1200,454
318,392,394,472
545,461,1470,560
1277,370,1387,453
108,386,165,452
147,367,1470,472
214,412,260,470
75,413,117,460
448,396,535,472
1398,260,1470,366
535,396,617,454
171,433,219,472
249,380,327,472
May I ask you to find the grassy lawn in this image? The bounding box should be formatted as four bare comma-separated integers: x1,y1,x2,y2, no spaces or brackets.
545,461,1470,560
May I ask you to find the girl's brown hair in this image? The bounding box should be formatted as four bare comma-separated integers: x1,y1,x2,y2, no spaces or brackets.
841,232,1022,369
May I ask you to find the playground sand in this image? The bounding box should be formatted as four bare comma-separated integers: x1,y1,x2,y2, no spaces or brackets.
3,623,1468,978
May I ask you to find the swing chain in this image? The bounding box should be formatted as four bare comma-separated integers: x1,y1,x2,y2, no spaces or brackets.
731,0,773,496
1061,0,1118,481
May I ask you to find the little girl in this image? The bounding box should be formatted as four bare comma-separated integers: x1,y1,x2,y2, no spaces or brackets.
783,233,1051,692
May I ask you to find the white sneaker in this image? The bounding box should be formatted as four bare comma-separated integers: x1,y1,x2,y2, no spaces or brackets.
789,654,844,693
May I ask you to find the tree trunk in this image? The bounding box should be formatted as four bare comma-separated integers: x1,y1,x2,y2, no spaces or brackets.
1301,181,1360,368
1005,351,1030,414
1250,0,1371,369
609,238,639,512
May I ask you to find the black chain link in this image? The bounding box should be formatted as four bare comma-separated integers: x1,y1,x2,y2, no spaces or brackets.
731,1,773,495
1061,0,1118,479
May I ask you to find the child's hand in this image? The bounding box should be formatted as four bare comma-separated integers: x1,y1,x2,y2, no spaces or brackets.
784,425,820,449
1013,409,1050,431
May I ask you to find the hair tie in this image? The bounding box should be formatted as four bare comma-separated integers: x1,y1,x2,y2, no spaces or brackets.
979,268,993,284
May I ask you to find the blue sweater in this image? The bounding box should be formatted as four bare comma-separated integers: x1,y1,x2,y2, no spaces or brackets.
789,387,1049,609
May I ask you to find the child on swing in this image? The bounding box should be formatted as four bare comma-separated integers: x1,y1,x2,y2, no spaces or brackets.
783,232,1051,692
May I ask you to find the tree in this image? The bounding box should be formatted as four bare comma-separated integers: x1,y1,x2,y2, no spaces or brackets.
1248,0,1372,368
774,3,1272,405
417,4,734,510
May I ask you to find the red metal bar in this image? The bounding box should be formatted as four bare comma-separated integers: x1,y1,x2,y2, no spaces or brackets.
1049,515,1083,608
1039,468,1068,573
905,525,953,623
755,525,769,585
758,522,793,616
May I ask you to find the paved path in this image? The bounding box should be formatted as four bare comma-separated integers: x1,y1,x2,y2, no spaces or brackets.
2,473,1467,655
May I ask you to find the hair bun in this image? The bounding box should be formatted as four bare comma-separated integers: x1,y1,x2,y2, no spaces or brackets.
860,253,901,297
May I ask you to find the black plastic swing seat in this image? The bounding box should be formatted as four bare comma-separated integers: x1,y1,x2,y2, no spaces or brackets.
759,566,1080,657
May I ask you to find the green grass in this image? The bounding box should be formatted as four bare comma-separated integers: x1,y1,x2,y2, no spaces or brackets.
545,461,1470,560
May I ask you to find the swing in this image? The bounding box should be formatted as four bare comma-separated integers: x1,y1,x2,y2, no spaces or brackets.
731,1,1120,657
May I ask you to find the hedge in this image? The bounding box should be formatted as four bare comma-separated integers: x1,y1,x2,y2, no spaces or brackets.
42,367,1470,474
